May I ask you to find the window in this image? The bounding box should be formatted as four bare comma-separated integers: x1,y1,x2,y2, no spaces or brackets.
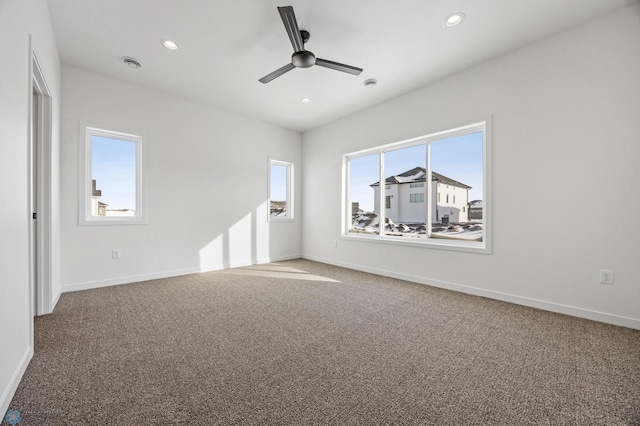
343,121,490,253
269,159,293,220
79,124,145,225
410,193,424,203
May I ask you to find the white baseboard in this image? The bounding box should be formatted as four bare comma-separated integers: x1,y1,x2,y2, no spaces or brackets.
51,288,61,311
263,254,302,263
62,254,303,293
302,255,640,330
62,267,210,293
1,346,33,420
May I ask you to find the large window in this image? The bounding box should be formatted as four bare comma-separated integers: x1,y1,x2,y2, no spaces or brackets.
79,125,145,225
269,159,294,220
344,121,489,253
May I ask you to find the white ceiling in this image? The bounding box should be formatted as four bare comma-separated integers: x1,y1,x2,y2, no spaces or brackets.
47,0,636,132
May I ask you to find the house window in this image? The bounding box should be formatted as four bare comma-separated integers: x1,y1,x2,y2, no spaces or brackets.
269,159,294,220
343,120,489,253
79,124,145,225
410,193,424,203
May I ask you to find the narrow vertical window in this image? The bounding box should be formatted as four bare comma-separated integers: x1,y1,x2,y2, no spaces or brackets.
80,125,145,225
269,159,294,220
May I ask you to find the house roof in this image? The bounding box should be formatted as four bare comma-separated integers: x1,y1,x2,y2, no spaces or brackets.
370,167,471,189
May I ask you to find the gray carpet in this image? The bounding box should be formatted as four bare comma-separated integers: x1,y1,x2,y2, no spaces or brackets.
4,259,640,425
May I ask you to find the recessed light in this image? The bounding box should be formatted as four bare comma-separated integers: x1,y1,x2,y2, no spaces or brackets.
364,79,378,88
162,39,178,50
301,98,311,104
445,12,465,27
122,57,141,69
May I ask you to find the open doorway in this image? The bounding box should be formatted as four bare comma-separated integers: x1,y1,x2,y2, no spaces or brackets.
30,48,53,318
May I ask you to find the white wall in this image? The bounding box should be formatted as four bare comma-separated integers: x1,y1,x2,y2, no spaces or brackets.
302,4,640,328
0,0,61,416
60,65,302,291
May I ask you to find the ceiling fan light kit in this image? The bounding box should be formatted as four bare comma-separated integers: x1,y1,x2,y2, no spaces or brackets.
259,6,363,84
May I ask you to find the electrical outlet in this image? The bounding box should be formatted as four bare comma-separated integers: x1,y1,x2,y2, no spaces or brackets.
599,269,614,285
112,249,121,260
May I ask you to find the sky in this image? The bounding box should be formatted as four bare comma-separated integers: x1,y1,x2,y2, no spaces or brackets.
349,131,483,212
270,163,287,202
91,136,136,210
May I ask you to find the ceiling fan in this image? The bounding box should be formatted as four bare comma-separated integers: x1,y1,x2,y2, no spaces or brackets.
259,6,363,84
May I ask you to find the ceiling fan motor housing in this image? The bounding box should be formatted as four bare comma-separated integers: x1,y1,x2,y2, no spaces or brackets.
292,50,316,68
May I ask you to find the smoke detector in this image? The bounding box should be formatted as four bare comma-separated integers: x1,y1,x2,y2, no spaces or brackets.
122,57,142,69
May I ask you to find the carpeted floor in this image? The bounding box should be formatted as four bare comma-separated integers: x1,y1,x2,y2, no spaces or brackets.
4,259,640,425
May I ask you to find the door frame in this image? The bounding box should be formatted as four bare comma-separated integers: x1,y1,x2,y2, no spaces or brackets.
29,40,54,319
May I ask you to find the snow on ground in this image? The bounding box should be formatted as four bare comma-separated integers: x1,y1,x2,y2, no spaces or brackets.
351,212,483,242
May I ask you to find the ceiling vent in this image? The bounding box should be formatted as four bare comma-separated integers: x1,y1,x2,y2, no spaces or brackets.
122,57,141,69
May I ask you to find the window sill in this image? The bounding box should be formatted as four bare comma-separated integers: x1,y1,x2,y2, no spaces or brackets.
80,217,147,226
342,232,491,254
269,217,296,223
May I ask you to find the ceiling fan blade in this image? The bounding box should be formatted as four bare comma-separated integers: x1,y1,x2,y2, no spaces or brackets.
315,58,363,76
278,6,304,52
258,63,296,84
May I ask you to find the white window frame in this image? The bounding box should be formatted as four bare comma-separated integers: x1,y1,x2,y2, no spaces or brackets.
342,120,491,254
79,123,146,225
268,158,294,221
